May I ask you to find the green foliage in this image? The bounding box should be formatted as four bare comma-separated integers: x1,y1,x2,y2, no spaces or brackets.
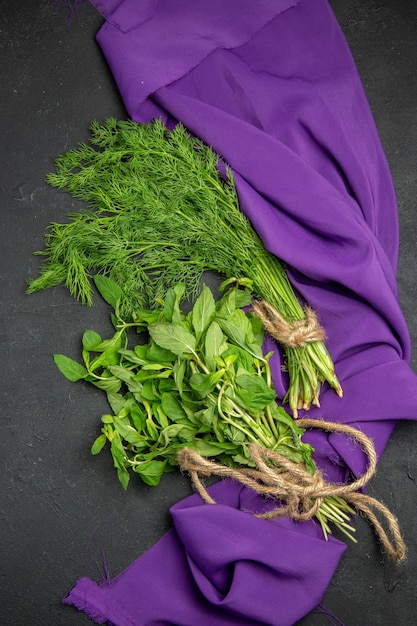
56,277,356,541
55,278,315,491
29,118,342,413
54,354,88,382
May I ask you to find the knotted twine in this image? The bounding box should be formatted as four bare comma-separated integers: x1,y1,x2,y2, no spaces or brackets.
177,419,406,562
251,300,325,348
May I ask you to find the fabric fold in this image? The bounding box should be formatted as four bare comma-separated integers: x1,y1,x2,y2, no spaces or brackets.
89,0,300,111
65,480,347,626
88,0,417,475
64,0,417,623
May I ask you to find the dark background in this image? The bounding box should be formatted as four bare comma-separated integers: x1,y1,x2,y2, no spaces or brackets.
1,1,417,624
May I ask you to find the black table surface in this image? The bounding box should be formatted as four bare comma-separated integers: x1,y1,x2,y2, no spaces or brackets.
2,1,417,624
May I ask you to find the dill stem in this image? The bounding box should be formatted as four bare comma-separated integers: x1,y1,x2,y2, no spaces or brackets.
139,260,203,272
255,253,304,319
34,119,342,412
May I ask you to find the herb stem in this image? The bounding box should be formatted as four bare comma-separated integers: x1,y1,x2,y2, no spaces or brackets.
35,119,342,418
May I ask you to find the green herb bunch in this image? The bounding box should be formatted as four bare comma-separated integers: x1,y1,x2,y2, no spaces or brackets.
55,276,355,541
28,118,342,414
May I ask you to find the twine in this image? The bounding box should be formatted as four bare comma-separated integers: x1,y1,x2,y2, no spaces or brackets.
252,300,325,348
177,418,406,562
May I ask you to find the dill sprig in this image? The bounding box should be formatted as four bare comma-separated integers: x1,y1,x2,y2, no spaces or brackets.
28,118,342,413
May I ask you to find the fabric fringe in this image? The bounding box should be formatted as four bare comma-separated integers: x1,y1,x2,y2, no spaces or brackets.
63,578,107,624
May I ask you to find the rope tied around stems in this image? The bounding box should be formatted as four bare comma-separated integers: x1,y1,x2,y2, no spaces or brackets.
252,300,325,348
177,418,406,562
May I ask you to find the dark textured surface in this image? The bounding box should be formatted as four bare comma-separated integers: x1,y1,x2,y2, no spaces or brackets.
1,1,417,624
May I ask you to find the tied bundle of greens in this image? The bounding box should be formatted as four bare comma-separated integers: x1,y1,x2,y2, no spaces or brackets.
54,276,355,541
28,118,342,414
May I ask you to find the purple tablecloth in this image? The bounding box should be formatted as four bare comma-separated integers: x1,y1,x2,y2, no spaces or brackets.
64,0,417,623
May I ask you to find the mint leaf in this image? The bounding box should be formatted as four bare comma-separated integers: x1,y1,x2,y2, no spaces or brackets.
90,348,121,371
93,274,123,309
189,369,226,398
234,373,276,412
161,392,189,422
91,433,107,455
54,354,89,382
204,321,227,371
134,459,167,486
82,329,102,351
148,323,196,356
192,284,216,340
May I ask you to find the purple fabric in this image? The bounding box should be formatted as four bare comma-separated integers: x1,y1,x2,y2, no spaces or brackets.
64,0,417,623
65,480,346,626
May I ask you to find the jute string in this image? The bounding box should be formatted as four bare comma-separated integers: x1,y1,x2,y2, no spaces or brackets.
252,300,325,347
177,418,406,562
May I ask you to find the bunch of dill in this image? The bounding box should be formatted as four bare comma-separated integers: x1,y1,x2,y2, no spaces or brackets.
28,118,342,413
